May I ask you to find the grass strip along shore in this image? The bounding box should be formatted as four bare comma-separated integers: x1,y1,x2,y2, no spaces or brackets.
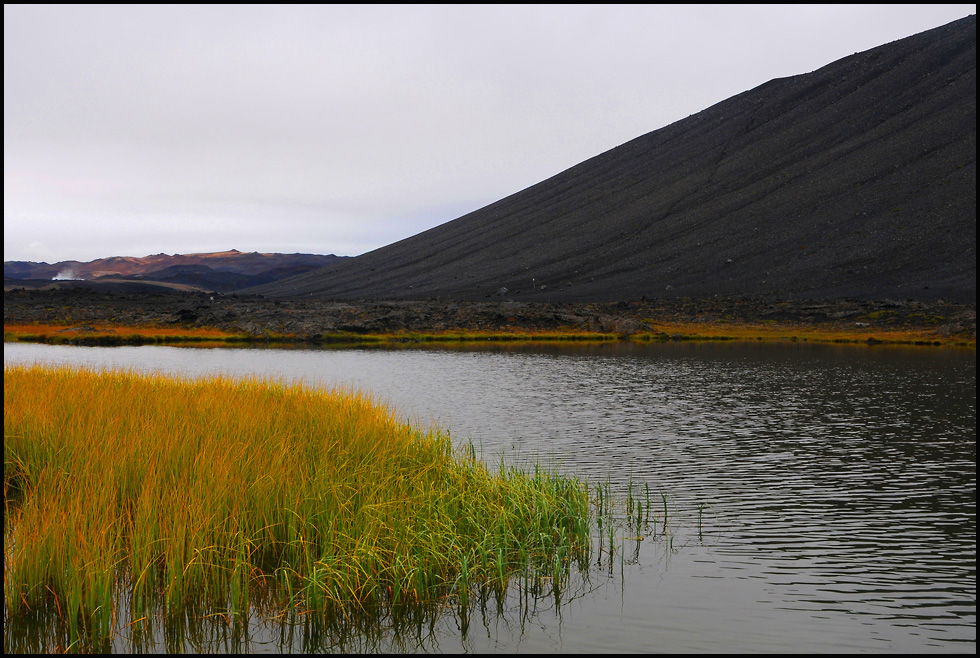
4,320,972,347
4,365,593,652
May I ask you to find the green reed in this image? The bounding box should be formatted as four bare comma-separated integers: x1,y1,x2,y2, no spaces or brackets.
4,364,593,651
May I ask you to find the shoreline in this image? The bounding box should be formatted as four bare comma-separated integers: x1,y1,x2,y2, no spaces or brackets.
5,288,975,348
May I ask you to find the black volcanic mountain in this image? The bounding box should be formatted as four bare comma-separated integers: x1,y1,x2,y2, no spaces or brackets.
252,17,976,304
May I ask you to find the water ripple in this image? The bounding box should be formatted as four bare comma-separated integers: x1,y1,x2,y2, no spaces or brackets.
4,341,975,652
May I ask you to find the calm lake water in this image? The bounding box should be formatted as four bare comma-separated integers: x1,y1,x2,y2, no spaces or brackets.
4,341,976,653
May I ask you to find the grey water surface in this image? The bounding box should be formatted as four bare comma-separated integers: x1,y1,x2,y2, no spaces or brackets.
4,341,976,653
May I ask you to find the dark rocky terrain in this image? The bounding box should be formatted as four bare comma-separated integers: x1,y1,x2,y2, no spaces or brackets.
248,16,976,305
4,288,975,342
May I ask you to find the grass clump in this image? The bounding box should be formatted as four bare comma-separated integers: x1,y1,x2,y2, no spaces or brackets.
4,365,591,651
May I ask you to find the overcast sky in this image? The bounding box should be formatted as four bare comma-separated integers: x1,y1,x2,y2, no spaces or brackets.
4,4,975,264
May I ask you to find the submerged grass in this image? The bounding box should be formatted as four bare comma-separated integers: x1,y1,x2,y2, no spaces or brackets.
4,364,592,651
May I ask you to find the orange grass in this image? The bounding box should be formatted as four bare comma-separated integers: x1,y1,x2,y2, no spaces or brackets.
4,322,247,344
352,328,618,343
4,364,592,651
4,324,621,345
7,319,971,347
633,321,972,346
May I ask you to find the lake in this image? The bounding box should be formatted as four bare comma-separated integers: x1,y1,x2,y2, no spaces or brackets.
3,340,976,653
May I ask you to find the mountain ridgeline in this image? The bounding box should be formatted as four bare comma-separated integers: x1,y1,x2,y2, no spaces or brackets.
250,16,976,304
4,250,347,294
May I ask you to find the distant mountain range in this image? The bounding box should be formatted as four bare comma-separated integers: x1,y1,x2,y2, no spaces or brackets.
248,15,976,304
4,250,347,293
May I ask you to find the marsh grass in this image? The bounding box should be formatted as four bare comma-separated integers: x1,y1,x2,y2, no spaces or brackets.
4,364,595,651
7,320,971,347
3,323,252,346
3,323,620,347
631,322,964,346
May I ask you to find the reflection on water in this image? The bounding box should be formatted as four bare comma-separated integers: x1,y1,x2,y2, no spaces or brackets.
4,341,976,653
3,569,606,654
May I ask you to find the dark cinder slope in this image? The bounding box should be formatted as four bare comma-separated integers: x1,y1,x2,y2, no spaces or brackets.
253,16,976,303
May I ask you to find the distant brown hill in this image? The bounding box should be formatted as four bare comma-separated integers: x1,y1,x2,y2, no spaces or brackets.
4,250,347,293
249,15,976,304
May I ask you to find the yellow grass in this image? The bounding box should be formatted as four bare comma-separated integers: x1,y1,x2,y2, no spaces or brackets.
6,319,971,347
348,329,618,343
633,321,972,346
3,322,248,345
4,364,592,650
